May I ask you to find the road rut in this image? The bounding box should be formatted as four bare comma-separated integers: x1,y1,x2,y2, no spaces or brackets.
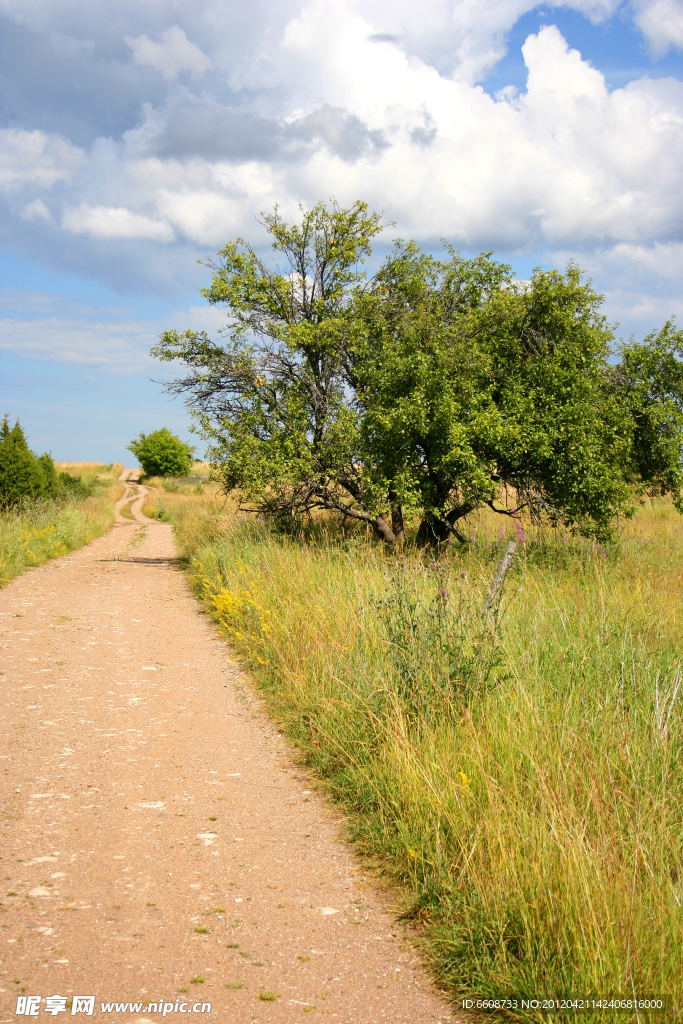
0,471,455,1023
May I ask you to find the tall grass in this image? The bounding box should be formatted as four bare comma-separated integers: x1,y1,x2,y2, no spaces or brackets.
148,483,683,1019
0,463,123,586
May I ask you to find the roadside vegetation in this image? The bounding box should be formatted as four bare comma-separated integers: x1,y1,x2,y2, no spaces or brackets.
149,199,683,1017
0,461,123,586
128,427,195,478
146,479,683,1018
141,460,212,491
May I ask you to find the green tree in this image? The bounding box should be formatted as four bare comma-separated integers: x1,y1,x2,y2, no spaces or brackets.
153,201,683,544
612,321,683,508
153,199,398,538
127,428,195,478
354,247,660,543
0,417,58,507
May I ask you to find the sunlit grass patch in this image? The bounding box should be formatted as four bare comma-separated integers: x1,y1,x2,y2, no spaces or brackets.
157,488,683,1017
0,463,123,586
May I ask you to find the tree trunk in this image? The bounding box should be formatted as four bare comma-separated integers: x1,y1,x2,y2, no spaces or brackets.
391,504,405,547
416,515,447,547
334,474,397,546
416,503,476,547
372,514,398,546
323,494,397,545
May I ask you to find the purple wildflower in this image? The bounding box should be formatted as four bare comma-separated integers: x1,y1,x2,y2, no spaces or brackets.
441,589,447,596
429,562,436,569
461,572,466,579
499,526,505,536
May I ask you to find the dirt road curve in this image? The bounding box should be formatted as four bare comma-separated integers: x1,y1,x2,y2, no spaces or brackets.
1,471,455,1023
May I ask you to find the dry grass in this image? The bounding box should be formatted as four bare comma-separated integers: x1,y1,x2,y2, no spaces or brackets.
146,484,683,1019
137,460,213,488
54,461,114,474
0,463,123,586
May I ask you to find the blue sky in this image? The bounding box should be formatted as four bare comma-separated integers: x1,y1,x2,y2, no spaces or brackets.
1,0,682,464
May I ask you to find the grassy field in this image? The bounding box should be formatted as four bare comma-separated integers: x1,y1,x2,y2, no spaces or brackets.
147,480,683,1020
0,462,123,586
140,460,212,486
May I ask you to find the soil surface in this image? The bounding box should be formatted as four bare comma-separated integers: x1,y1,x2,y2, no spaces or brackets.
0,471,456,1023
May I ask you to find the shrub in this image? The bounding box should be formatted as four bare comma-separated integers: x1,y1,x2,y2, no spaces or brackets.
57,471,94,500
0,463,121,586
0,416,58,508
127,427,195,478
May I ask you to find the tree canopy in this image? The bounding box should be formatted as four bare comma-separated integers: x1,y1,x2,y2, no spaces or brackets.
0,417,58,508
128,428,195,478
153,200,683,545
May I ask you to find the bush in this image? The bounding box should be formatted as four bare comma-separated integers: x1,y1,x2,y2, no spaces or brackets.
57,471,94,500
0,462,122,586
0,416,58,508
127,427,195,478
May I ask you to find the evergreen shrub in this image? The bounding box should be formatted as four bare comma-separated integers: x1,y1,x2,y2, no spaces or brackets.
0,417,58,507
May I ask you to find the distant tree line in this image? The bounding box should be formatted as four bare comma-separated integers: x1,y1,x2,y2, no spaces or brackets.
154,200,683,544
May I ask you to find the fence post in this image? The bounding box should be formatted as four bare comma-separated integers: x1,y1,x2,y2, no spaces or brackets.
482,540,517,614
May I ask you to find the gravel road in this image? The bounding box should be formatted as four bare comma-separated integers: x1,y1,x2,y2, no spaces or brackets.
0,471,456,1023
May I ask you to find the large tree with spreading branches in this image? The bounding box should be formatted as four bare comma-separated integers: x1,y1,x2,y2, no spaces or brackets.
154,200,683,544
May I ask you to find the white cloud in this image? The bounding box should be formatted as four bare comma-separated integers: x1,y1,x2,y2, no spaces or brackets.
124,25,212,80
1,0,681,83
157,189,259,245
0,128,84,188
203,17,682,247
630,0,683,55
7,14,682,257
546,240,683,341
0,314,157,370
0,0,682,331
22,198,52,220
0,292,221,371
62,203,175,240
609,239,683,277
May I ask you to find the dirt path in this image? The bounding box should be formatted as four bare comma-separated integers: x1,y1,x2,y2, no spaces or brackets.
0,471,456,1023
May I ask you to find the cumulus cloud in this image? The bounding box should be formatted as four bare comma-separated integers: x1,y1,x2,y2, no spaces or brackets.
0,0,681,326
106,21,683,250
630,0,683,55
352,0,683,74
62,203,175,241
0,128,84,188
124,25,212,79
